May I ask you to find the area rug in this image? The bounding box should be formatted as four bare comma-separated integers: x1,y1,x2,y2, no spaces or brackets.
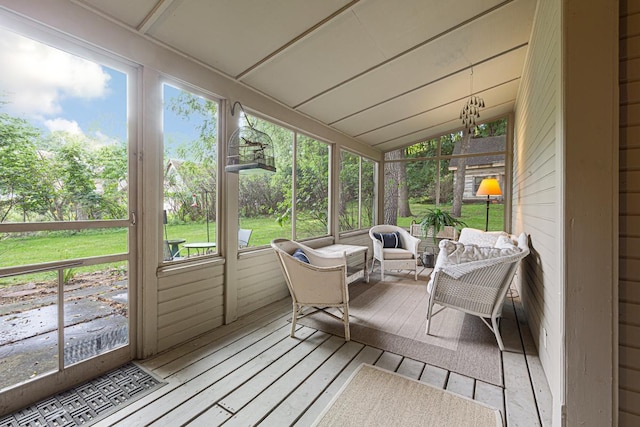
296,276,503,386
312,364,502,427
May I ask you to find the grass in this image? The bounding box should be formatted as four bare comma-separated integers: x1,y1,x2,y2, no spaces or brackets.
398,202,504,232
1,202,504,285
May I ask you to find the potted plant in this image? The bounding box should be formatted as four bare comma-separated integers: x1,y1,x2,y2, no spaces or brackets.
420,208,467,243
418,208,466,267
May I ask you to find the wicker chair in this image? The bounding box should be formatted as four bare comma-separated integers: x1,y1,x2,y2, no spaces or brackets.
426,232,530,350
369,225,421,281
271,239,351,340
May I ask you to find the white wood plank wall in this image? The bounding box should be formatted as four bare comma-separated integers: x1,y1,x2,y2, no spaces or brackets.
157,264,226,351
513,0,562,423
237,249,289,318
619,1,640,424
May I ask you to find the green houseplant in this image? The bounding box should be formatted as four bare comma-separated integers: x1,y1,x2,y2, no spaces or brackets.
419,208,467,245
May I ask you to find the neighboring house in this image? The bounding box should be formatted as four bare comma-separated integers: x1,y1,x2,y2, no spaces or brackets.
448,136,506,201
163,158,186,212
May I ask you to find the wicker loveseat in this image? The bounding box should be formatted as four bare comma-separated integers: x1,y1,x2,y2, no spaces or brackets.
426,228,530,350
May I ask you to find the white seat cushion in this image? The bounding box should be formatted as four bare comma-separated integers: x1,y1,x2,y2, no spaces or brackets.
382,248,415,260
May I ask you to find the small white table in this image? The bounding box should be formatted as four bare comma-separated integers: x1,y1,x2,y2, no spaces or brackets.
183,242,216,257
315,244,369,284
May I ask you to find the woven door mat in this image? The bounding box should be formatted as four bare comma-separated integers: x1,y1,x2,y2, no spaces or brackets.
0,363,165,427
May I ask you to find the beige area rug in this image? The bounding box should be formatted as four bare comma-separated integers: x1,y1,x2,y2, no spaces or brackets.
296,275,503,386
313,364,502,427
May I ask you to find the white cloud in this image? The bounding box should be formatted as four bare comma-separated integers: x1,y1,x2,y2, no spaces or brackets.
44,118,83,135
92,130,120,147
0,28,111,117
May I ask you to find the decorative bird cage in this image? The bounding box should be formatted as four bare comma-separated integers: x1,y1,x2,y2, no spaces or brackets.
225,102,276,173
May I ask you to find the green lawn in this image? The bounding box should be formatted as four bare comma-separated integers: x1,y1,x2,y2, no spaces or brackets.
0,202,504,286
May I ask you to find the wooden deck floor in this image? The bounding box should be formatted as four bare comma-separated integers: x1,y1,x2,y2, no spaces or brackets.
94,285,553,427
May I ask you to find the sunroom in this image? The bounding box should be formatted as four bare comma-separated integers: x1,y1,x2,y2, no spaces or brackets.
0,0,626,426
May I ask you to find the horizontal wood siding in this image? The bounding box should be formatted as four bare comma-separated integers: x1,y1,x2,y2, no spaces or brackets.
156,263,225,352
513,0,562,423
237,249,289,317
620,0,640,423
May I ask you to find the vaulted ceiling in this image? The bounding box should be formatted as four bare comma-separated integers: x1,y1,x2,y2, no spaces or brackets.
76,0,536,152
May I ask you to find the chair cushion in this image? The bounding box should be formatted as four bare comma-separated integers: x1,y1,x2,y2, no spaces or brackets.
382,248,414,260
373,231,403,248
292,248,310,263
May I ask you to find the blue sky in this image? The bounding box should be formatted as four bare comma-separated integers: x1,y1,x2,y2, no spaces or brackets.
0,26,205,156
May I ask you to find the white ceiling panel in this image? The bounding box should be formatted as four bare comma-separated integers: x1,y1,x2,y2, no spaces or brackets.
146,0,352,77
78,0,160,28
331,48,527,136
297,0,535,124
358,80,521,146
239,8,389,106
350,0,504,57
71,0,536,153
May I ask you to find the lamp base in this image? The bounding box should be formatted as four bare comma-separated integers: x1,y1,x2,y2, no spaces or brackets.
485,196,490,231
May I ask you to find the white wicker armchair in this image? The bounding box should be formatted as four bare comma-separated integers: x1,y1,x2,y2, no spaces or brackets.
369,225,421,281
271,239,351,340
426,231,530,350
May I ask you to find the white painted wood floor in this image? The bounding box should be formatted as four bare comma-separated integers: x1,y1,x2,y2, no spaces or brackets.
94,287,552,427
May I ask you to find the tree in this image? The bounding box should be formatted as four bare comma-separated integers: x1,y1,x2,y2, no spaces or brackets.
397,148,412,217
95,142,128,219
452,131,471,217
295,135,329,236
43,133,99,220
476,118,507,137
0,113,48,222
384,150,402,224
165,90,219,222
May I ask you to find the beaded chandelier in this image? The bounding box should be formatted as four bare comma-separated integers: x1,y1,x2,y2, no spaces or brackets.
459,68,485,134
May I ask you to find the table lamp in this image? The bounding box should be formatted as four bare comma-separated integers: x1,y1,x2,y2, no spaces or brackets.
476,178,502,231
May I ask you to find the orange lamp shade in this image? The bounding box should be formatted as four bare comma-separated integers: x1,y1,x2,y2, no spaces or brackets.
476,178,502,196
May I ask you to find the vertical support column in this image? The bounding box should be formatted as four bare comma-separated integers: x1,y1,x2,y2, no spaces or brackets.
139,68,161,358
563,0,618,425
330,145,340,241
224,101,240,324
504,111,514,233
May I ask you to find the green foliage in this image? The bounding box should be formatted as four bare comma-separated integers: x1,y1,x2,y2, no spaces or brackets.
164,90,218,222
419,208,467,244
95,142,128,218
338,152,374,232
0,113,47,222
63,268,76,285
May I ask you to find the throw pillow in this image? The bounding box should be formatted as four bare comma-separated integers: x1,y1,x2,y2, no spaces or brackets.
373,231,403,248
517,232,528,250
292,248,310,263
494,235,517,250
458,228,508,247
427,240,521,293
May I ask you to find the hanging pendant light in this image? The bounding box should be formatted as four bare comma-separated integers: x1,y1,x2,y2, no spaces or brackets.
460,68,486,134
